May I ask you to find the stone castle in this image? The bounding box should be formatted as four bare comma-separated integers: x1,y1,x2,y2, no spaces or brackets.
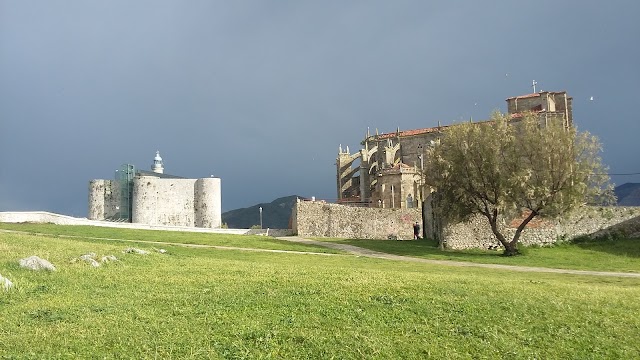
336,90,573,209
88,151,222,228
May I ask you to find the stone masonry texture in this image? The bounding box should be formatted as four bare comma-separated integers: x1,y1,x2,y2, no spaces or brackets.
293,201,421,240
293,200,640,249
441,206,640,249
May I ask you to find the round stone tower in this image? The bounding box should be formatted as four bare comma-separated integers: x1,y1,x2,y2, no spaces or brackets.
88,179,107,220
194,177,222,228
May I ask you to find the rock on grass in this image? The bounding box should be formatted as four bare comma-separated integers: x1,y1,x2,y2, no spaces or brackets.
0,274,13,291
123,248,150,255
19,256,56,271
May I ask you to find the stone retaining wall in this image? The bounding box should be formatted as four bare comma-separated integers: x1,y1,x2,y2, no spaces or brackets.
442,206,640,249
292,201,640,249
293,201,421,240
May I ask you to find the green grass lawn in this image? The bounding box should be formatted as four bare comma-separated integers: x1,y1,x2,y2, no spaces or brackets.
1,228,640,358
0,222,342,254
319,237,640,273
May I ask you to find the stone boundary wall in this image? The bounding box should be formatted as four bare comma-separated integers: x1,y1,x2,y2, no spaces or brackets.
0,212,250,235
442,206,640,249
0,212,295,238
293,201,421,240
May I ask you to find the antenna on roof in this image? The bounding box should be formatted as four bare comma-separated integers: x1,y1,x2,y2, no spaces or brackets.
532,80,537,93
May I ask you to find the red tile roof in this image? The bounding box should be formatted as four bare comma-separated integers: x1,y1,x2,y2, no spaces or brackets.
375,124,451,140
373,120,497,140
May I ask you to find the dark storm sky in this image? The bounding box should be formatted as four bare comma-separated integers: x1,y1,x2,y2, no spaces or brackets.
1,1,639,215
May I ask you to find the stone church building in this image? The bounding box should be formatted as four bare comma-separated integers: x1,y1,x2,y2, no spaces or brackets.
336,90,573,209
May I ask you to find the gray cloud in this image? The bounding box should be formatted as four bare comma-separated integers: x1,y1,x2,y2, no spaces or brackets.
1,1,639,215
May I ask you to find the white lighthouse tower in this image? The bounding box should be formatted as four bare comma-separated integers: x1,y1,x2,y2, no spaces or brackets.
152,151,164,174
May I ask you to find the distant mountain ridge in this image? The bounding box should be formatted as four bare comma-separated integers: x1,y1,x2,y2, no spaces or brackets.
615,183,640,206
222,195,304,229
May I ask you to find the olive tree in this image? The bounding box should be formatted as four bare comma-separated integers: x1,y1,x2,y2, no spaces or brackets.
423,112,613,256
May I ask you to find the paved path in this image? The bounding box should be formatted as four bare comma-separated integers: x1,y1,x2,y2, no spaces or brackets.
277,236,640,278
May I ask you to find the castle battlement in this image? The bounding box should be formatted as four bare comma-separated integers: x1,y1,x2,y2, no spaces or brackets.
88,152,222,228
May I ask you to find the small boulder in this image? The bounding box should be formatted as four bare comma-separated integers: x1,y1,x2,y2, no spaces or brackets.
101,255,118,263
19,256,56,271
157,249,167,254
0,274,13,291
80,253,100,267
123,247,150,255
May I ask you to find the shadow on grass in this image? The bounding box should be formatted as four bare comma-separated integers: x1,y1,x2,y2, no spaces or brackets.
569,237,640,258
561,213,640,258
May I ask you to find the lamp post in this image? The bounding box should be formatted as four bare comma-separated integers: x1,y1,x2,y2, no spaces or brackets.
259,207,263,229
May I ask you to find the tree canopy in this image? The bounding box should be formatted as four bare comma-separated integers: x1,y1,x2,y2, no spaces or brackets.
424,112,613,256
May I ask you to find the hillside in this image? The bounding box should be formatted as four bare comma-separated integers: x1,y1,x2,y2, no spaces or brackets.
2,225,640,358
222,195,303,229
615,183,640,206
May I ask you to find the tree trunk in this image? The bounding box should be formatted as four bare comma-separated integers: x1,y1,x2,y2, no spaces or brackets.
503,242,520,256
482,210,519,256
504,210,538,257
486,212,510,252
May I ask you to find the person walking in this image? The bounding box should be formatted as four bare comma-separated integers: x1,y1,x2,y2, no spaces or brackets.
413,221,421,240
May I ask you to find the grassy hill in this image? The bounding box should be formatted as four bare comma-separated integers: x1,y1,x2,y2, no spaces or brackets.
1,224,640,358
222,195,303,229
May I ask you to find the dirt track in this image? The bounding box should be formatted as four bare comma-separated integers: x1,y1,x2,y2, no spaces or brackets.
278,236,640,278
3,229,638,278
